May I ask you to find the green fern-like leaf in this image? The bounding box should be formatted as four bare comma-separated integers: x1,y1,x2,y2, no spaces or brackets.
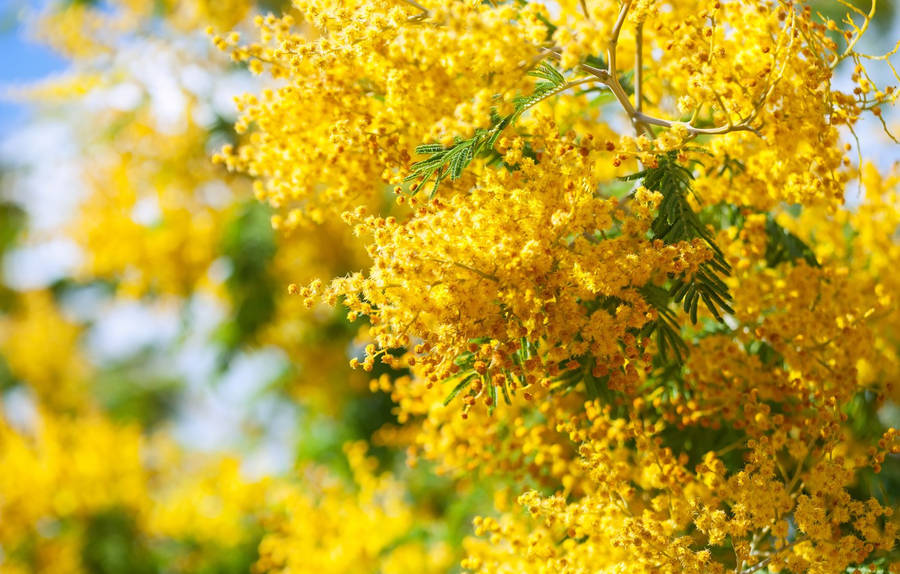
527,61,566,86
764,216,820,268
638,284,689,363
632,153,734,325
406,61,571,195
443,372,477,406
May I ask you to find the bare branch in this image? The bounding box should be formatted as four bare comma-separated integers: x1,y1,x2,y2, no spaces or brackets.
541,0,770,143
831,0,876,68
635,22,643,113
633,112,762,137
739,536,807,574
607,0,632,81
397,0,430,21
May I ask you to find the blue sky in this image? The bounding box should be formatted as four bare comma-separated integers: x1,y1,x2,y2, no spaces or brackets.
0,1,67,131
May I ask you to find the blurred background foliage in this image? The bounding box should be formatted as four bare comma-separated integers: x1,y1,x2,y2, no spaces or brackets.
0,1,463,572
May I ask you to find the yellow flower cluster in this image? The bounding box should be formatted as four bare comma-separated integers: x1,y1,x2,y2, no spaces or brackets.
0,406,441,574
254,443,450,574
36,0,254,57
5,0,899,573
73,116,233,297
221,0,898,571
256,220,371,409
147,457,270,548
5,0,459,572
324,127,712,409
214,1,544,230
0,291,91,412
0,412,147,574
463,408,896,574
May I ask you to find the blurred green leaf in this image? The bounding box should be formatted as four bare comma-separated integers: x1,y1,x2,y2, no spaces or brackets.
216,201,278,365
82,509,158,574
94,366,181,429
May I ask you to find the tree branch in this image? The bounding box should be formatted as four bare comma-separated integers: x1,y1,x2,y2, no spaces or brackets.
543,45,760,138
635,22,643,113
605,2,656,136
608,0,632,76
633,112,762,137
739,536,807,574
397,0,429,21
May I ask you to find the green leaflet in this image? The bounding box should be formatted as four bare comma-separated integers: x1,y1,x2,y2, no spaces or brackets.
443,373,478,406
406,62,569,196
764,215,820,268
631,152,735,325
638,284,689,364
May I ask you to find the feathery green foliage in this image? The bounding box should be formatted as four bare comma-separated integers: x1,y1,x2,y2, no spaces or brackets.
440,154,740,407
626,153,734,326
638,284,690,363
405,62,572,196
764,215,820,268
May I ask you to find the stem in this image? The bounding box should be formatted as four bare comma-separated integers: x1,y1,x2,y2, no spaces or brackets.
633,112,761,136
546,45,759,139
831,0,876,69
635,22,643,113
535,0,774,142
542,47,611,82
398,0,429,21
426,258,499,282
739,536,807,574
606,2,655,137
608,0,632,76
538,77,599,102
715,437,746,456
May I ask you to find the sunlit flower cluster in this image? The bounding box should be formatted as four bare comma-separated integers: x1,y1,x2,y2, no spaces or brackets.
2,0,898,573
